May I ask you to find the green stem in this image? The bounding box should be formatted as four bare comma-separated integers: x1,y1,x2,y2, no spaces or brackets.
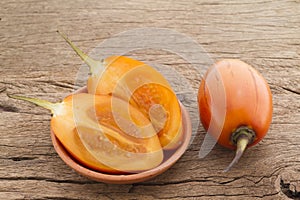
7,94,60,115
224,127,256,172
224,135,249,172
57,30,103,75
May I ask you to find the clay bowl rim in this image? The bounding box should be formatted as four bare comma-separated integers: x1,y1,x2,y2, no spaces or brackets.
50,87,192,184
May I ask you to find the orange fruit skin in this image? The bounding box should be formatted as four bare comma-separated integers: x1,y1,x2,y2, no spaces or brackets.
198,59,273,149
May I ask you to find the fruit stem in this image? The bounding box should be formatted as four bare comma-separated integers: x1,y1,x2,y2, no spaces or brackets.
7,94,61,116
57,30,103,75
224,127,255,172
224,135,249,172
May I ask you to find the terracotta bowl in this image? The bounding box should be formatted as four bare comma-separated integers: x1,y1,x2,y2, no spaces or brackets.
50,87,192,184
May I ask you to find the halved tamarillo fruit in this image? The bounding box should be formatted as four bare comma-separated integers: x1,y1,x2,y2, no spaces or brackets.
9,93,163,173
58,31,183,149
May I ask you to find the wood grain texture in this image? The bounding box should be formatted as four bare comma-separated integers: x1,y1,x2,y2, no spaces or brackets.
1,0,299,199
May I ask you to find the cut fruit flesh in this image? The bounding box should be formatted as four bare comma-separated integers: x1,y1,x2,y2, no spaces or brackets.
70,94,164,172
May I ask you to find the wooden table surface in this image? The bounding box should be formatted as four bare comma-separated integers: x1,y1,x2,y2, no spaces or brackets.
1,0,300,199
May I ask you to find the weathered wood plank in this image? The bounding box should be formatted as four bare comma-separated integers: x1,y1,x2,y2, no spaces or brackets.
1,0,299,199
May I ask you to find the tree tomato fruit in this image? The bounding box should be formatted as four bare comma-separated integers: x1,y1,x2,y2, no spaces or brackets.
198,59,272,171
